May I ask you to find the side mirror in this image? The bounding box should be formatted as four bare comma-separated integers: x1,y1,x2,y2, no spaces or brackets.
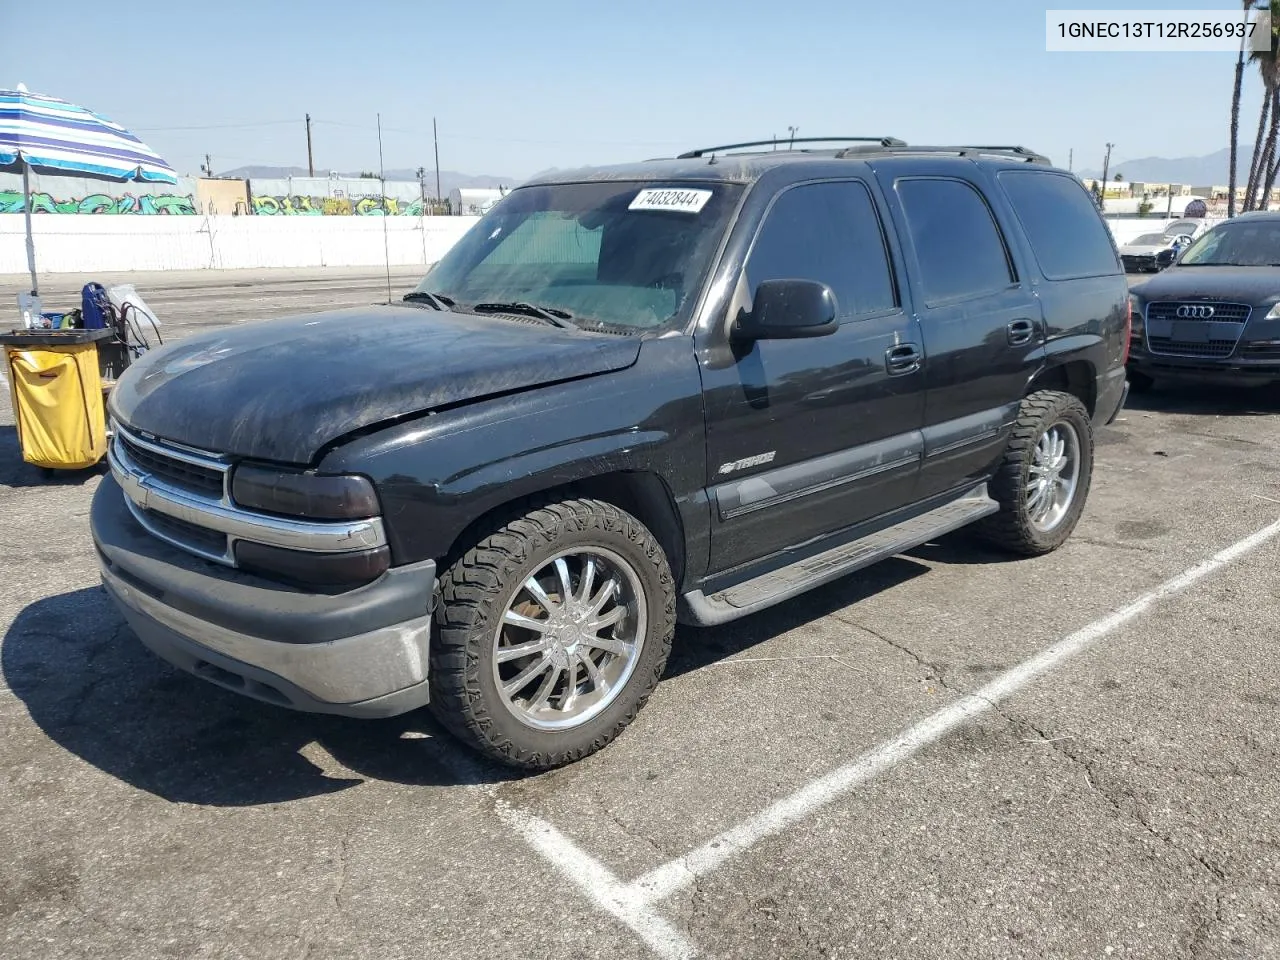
733,279,838,341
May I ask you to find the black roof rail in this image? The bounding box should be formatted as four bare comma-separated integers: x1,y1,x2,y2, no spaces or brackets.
835,143,1050,164
676,136,906,159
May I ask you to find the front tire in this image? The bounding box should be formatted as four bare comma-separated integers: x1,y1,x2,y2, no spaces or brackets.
429,498,675,770
975,390,1094,556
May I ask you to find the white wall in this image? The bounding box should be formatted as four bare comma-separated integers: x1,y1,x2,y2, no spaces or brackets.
0,212,1222,276
0,214,480,274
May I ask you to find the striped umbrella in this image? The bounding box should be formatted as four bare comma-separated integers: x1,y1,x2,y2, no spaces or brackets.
1,83,178,296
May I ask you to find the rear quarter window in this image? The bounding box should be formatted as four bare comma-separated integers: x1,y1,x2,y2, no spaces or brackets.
997,171,1121,280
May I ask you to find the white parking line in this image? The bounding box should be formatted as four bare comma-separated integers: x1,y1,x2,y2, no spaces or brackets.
498,803,698,960
505,517,1280,958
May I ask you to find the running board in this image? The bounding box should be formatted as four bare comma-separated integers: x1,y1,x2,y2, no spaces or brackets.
680,484,999,627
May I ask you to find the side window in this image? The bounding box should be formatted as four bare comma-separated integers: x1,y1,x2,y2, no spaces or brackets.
997,171,1121,280
895,177,1015,305
746,181,896,319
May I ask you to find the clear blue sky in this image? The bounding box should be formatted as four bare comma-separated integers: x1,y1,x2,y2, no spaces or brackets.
3,0,1267,180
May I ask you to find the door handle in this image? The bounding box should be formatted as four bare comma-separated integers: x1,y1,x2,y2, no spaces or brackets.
1007,318,1036,346
885,343,922,376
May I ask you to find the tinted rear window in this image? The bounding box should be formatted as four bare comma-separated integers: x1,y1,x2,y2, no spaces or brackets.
896,177,1015,305
997,171,1121,280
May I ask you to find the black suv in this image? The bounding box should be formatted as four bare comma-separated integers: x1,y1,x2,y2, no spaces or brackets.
91,137,1130,769
1128,210,1280,390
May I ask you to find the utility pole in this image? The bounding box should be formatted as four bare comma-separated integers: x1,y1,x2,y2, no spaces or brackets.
787,125,798,150
433,117,442,204
1099,142,1114,211
1068,148,1073,172
305,113,314,177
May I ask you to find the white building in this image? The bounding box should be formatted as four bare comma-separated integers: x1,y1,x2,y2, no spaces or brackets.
449,187,507,215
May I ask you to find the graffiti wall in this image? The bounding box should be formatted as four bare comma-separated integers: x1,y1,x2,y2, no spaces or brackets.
249,195,429,216
0,172,458,216
0,188,197,215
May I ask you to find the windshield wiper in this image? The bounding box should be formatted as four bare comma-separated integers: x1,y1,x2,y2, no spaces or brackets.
471,301,577,329
402,290,455,310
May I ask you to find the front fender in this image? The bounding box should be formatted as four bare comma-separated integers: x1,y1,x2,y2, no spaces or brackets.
318,338,707,566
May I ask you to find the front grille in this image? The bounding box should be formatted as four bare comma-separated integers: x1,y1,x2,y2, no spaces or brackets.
140,508,229,557
1143,301,1249,359
118,433,225,498
1242,342,1280,360
1146,301,1252,323
1145,336,1238,358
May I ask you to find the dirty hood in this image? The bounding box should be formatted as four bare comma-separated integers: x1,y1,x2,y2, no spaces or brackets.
1131,265,1280,306
109,306,641,464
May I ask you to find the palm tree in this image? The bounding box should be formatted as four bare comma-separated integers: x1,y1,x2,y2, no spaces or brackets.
1246,1,1280,210
1259,3,1280,208
1229,2,1258,217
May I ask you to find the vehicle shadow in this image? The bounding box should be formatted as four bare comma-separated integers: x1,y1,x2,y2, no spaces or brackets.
0,426,109,489
7,549,965,803
667,554,934,677
1122,381,1280,417
1,586,522,806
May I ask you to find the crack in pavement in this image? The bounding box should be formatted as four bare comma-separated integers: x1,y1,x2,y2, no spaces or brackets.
993,707,1229,887
1070,536,1158,554
298,821,355,960
834,615,952,689
835,613,1236,946
602,806,669,861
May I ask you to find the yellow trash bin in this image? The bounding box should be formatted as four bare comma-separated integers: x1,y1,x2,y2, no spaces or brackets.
2,328,114,472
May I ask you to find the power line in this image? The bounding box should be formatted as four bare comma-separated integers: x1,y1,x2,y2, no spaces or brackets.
132,119,301,132
309,119,687,146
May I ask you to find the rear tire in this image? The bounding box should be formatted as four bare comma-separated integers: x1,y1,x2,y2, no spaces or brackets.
974,390,1094,557
429,498,675,770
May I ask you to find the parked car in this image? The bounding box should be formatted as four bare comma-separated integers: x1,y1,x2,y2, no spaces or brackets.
91,138,1130,769
1128,210,1280,391
1120,233,1185,273
1119,218,1207,273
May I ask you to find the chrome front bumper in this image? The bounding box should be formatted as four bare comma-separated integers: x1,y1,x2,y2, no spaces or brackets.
107,423,387,567
101,563,433,715
92,475,435,718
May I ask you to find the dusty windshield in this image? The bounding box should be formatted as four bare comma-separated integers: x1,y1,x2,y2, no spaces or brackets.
415,180,742,330
1178,221,1280,266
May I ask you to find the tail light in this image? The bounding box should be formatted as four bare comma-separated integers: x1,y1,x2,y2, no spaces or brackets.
1122,298,1133,364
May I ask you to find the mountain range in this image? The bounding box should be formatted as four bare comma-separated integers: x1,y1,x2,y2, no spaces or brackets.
1078,145,1255,185
218,165,517,193
223,148,1262,191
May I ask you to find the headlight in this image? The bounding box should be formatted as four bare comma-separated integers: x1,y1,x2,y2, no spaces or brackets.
230,465,380,520
1265,303,1280,320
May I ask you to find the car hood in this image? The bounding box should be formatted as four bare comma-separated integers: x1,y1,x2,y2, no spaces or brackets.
1120,243,1168,255
109,306,641,464
1130,265,1280,305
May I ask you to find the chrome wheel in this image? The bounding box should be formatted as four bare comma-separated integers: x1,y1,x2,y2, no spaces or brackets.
1026,421,1081,532
492,546,647,731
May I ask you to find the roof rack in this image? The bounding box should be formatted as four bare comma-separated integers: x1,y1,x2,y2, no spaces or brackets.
676,136,906,159
834,143,1051,164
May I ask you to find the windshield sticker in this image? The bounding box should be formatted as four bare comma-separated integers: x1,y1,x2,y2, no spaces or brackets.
629,188,713,214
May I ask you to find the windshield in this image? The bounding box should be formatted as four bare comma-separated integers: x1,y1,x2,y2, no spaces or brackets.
414,180,743,330
1164,219,1200,236
1177,221,1280,266
1131,233,1167,245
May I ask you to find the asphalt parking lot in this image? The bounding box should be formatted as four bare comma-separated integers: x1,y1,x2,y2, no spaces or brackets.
2,267,1279,960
